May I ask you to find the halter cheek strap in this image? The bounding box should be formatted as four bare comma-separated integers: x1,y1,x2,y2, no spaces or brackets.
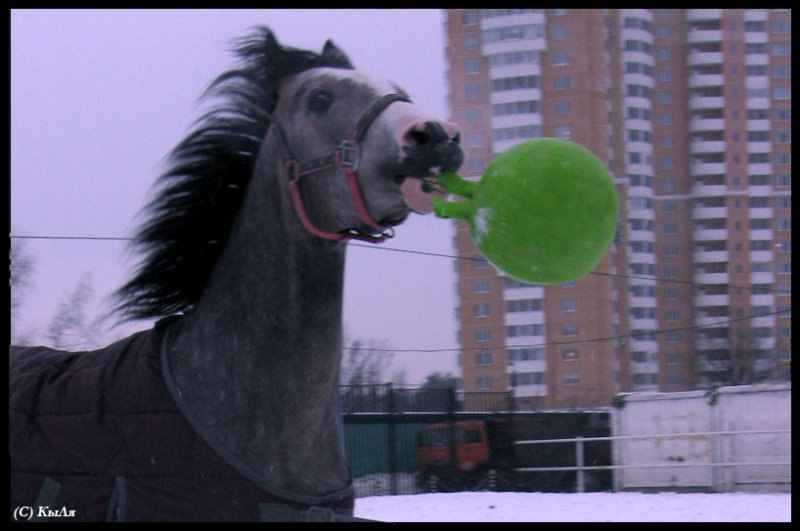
276,93,410,243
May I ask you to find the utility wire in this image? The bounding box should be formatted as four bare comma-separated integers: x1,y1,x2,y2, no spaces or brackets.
351,308,791,353
10,233,792,294
10,233,790,355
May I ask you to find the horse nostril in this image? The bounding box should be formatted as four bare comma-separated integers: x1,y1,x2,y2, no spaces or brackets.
404,121,452,147
410,130,430,146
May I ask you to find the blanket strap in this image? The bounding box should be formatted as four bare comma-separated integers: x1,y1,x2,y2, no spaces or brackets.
31,476,61,522
105,476,127,522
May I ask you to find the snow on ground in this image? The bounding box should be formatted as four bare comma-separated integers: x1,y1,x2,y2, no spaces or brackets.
354,491,791,522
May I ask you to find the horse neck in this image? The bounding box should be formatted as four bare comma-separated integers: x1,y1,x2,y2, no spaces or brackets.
166,138,350,496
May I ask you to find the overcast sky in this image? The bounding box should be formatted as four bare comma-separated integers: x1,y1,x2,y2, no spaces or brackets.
10,9,461,384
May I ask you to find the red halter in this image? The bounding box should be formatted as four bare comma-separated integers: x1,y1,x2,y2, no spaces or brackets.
276,93,410,243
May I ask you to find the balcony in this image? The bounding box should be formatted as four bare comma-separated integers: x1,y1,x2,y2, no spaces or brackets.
688,96,724,110
691,161,726,176
687,51,723,66
686,9,722,22
693,227,727,240
750,271,775,285
690,140,725,154
687,29,723,44
695,315,730,329
691,183,726,197
693,271,729,285
692,205,726,220
688,73,724,88
689,118,725,132
694,293,729,307
693,250,728,263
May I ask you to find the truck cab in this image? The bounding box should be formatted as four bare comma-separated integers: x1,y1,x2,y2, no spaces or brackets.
416,420,490,475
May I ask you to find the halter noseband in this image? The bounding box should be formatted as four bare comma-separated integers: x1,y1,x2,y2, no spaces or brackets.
275,93,410,243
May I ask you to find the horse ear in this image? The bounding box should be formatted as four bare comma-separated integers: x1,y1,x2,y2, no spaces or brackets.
263,29,282,53
322,40,354,68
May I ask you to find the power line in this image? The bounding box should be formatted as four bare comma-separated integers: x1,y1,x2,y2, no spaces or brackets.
10,233,790,355
10,234,132,241
350,308,791,354
10,233,792,295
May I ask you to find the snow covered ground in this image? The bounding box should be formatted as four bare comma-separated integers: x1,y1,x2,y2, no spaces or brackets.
354,491,791,522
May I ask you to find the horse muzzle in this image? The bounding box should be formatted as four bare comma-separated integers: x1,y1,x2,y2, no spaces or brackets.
395,120,463,214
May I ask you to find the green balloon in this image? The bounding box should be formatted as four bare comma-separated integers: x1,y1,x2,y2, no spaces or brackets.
433,137,619,284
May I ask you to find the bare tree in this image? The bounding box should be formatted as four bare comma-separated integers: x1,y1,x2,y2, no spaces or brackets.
10,239,36,344
340,335,395,386
46,273,97,350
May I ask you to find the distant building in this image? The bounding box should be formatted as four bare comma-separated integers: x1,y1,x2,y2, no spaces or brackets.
444,9,791,409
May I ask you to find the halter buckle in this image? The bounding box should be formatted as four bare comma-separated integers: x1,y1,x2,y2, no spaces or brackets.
339,140,360,171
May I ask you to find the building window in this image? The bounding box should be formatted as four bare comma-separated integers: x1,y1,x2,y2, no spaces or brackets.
554,125,571,139
466,109,482,123
462,11,478,25
665,309,679,321
666,352,681,365
508,347,544,362
562,323,578,336
476,376,492,390
467,158,484,173
554,101,571,115
466,85,481,99
553,75,570,90
552,50,568,65
473,279,489,293
467,133,483,147
474,304,490,318
664,287,679,300
562,348,579,361
465,60,481,74
464,35,479,51
772,20,791,33
475,328,490,342
561,298,577,312
773,86,791,99
492,75,540,91
551,26,568,40
506,299,543,312
563,372,580,385
476,352,492,366
506,324,544,337
773,43,791,55
469,257,488,272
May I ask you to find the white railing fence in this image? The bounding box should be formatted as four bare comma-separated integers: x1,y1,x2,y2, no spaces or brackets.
514,428,791,493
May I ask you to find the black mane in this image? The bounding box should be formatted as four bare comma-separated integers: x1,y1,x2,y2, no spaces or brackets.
114,27,354,321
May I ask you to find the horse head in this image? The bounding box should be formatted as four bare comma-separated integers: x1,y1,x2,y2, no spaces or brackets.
271,39,463,242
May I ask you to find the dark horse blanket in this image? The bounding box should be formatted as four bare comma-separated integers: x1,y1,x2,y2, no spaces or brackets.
9,318,355,522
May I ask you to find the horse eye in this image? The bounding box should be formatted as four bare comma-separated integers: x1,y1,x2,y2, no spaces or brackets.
308,90,334,113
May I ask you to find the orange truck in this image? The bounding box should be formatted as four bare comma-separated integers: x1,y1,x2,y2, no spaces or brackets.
415,413,612,492
416,419,515,489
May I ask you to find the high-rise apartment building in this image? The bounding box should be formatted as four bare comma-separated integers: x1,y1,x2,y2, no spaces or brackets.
443,9,791,410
